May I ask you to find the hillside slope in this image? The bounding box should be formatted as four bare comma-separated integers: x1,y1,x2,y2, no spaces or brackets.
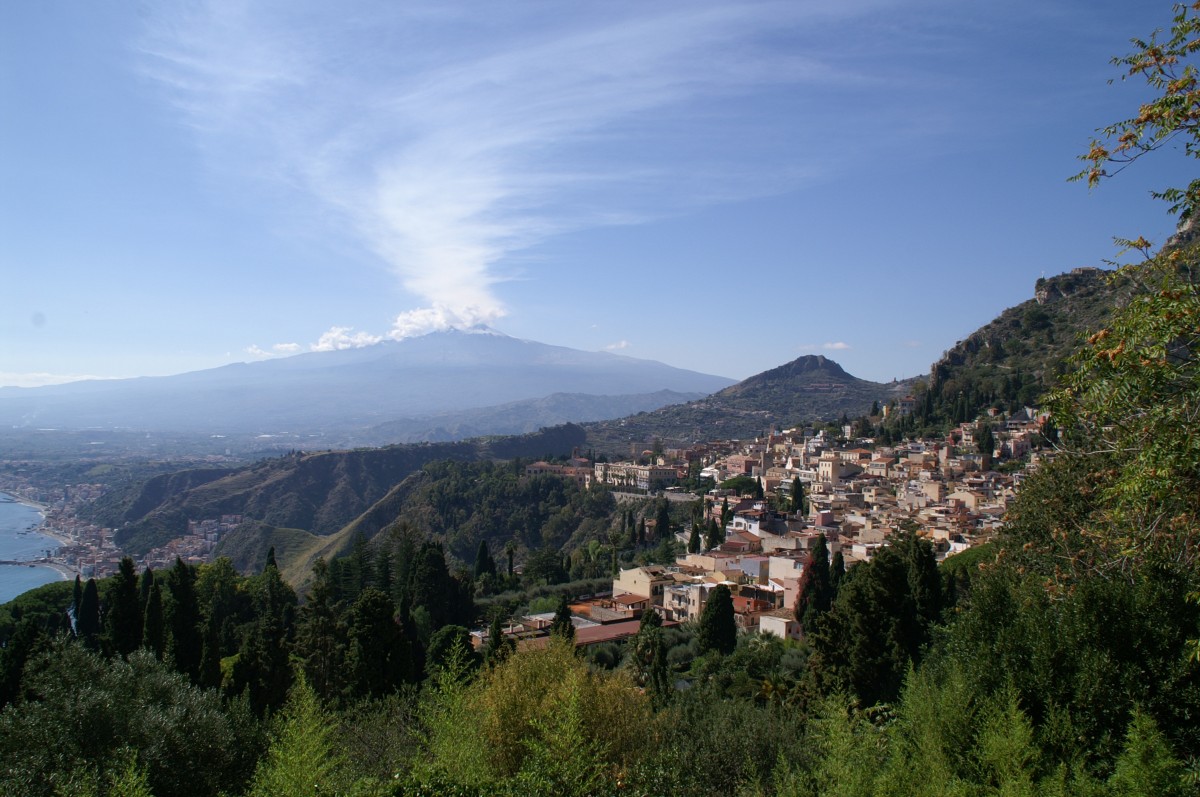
898,266,1138,429
82,424,587,566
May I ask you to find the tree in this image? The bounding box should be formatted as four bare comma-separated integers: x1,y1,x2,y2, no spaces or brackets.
1074,2,1200,223
654,500,671,541
344,587,408,699
687,522,701,554
830,550,846,597
505,539,517,579
295,559,345,701
104,557,142,657
235,559,297,714
484,611,515,666
550,595,575,642
794,534,832,631
976,420,995,470
698,584,737,656
806,530,942,707
630,609,670,708
791,476,808,515
76,577,100,649
0,640,257,797
138,566,154,611
411,541,460,630
426,624,480,677
246,675,345,797
705,517,724,551
163,558,202,682
142,582,165,659
474,539,496,579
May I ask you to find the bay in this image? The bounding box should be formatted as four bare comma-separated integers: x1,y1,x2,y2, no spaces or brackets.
0,494,65,604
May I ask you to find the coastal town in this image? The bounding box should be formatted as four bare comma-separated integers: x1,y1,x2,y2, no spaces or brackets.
479,403,1047,648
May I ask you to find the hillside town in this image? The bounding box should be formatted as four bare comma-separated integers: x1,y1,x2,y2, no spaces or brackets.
494,403,1048,647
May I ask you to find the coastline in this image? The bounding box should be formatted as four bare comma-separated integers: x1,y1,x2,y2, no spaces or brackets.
0,492,72,548
0,492,76,581
35,560,75,581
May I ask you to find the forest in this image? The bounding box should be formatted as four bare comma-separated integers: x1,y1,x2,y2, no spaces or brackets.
1,5,1199,795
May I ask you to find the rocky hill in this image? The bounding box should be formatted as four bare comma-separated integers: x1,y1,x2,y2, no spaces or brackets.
900,266,1137,429
584,355,914,453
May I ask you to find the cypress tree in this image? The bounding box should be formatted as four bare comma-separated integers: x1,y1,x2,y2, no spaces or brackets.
687,523,701,554
795,534,832,630
705,517,723,551
104,556,142,657
549,594,575,641
474,540,494,579
142,582,165,659
164,557,202,682
697,584,737,656
655,500,671,541
76,577,101,649
72,575,82,620
505,540,516,578
830,550,846,597
198,614,223,690
138,566,154,612
484,611,514,666
792,477,808,515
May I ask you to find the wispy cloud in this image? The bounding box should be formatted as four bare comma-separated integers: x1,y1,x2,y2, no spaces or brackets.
799,341,852,351
245,342,304,359
0,372,118,389
604,340,632,351
138,1,901,338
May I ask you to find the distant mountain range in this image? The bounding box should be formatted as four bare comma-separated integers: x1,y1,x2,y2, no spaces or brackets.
0,329,733,439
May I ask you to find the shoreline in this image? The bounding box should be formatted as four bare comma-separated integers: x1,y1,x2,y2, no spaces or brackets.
0,492,72,548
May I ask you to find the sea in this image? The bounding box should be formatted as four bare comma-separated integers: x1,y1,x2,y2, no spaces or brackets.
0,493,65,604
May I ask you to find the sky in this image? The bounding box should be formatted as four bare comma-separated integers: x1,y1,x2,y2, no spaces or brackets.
0,0,1190,388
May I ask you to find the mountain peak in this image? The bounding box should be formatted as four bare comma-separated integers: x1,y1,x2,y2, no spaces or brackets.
755,354,849,381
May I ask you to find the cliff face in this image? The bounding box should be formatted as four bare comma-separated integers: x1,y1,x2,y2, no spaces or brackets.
917,266,1137,421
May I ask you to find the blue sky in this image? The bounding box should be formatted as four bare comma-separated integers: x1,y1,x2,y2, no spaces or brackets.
1,0,1189,388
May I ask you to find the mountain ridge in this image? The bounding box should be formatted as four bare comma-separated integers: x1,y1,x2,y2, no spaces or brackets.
0,330,734,436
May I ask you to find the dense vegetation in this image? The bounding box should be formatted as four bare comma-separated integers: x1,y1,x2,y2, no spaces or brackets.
79,424,588,561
